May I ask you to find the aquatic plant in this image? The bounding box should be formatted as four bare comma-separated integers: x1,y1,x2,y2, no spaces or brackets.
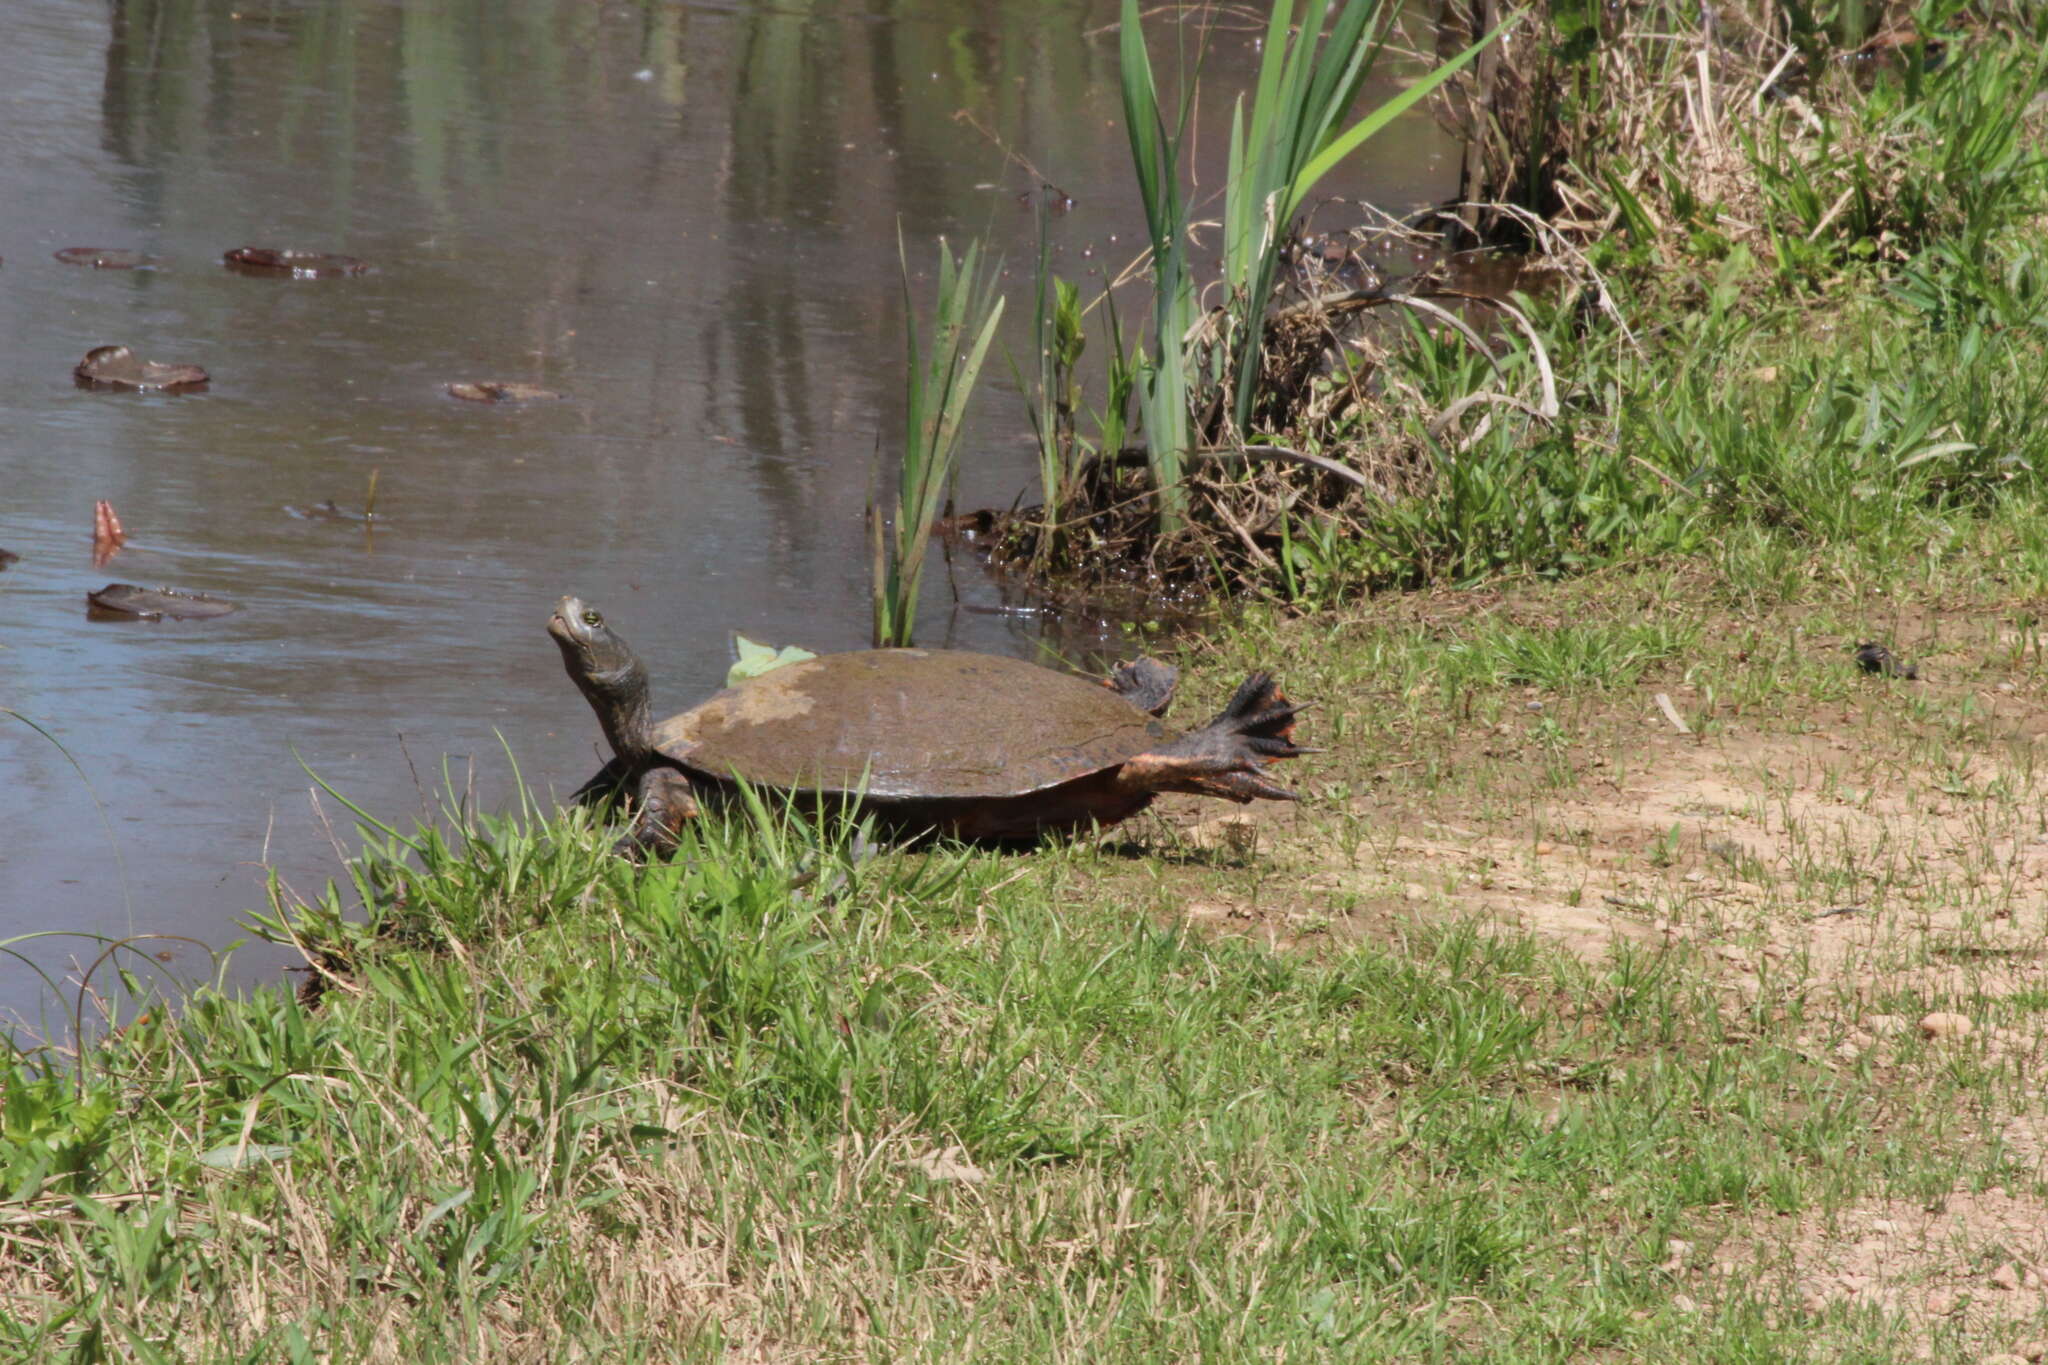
1117,0,1198,534
872,233,1004,648
1019,213,1088,564
1212,0,1506,441
1115,0,1506,510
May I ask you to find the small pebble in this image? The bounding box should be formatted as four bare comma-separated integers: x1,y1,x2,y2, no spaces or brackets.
1921,1011,1974,1040
1991,1262,2022,1291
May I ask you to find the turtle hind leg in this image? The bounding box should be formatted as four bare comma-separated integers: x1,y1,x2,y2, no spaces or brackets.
1211,671,1306,755
1106,657,1179,717
615,767,701,860
1114,672,1307,803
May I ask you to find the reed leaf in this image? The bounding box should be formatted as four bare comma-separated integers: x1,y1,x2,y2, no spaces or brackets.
1118,0,1195,532
873,232,1005,647
1221,2,1516,437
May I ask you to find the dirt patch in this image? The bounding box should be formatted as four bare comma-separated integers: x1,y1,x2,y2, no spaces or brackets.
1696,1186,2048,1360
1297,689,2048,1003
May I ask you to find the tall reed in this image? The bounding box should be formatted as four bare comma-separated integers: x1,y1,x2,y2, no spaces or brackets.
1218,0,1507,436
872,233,1004,648
1117,0,1508,514
1118,0,1197,534
1021,210,1088,562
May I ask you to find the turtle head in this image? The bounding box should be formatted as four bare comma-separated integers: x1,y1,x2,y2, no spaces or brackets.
549,597,656,763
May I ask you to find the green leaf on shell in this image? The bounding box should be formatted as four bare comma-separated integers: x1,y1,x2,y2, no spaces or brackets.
727,635,818,688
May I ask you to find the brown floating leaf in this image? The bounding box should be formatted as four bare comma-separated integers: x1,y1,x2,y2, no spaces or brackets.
223,246,368,278
75,345,209,393
286,500,355,522
445,381,563,403
88,584,239,621
0,548,19,571
92,499,129,568
284,499,387,527
54,247,153,269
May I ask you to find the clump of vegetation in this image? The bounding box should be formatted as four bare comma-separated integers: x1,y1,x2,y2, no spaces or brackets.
872,234,1004,648
18,7,2048,1359
982,0,2048,617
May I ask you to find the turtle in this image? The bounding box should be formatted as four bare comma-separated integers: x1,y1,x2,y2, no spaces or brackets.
547,596,1307,855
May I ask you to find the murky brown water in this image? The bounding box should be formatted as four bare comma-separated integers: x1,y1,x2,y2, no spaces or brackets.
0,0,1456,1025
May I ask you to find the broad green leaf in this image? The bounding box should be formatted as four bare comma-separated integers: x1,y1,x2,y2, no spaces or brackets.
727,635,820,688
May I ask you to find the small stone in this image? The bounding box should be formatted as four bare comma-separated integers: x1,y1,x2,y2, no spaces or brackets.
1999,682,2018,694
1926,1289,1960,1316
1922,1012,1975,1040
903,1145,987,1184
1182,814,1259,855
1870,1218,1898,1234
2011,1340,2046,1362
1865,1014,1909,1036
1671,1292,1699,1313
1992,1262,2022,1291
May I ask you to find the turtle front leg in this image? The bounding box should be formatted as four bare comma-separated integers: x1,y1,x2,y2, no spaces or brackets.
617,767,701,860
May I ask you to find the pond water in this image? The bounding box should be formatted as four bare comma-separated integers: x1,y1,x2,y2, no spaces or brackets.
0,0,1456,1028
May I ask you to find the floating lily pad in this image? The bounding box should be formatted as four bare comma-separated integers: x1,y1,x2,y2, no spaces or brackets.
88,584,240,621
54,247,154,269
446,381,563,403
223,246,368,278
74,345,209,393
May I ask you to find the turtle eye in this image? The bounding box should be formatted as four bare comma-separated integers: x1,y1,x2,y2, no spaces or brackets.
581,609,603,626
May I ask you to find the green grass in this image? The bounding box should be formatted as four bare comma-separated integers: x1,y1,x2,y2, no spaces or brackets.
14,12,2048,1362
12,618,2048,1361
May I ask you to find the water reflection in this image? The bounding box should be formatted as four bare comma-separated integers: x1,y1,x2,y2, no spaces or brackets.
0,0,1457,1025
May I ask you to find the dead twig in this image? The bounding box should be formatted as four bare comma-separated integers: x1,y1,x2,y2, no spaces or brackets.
1235,443,1384,496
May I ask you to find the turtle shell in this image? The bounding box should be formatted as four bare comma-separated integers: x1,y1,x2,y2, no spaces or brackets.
648,649,1171,801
